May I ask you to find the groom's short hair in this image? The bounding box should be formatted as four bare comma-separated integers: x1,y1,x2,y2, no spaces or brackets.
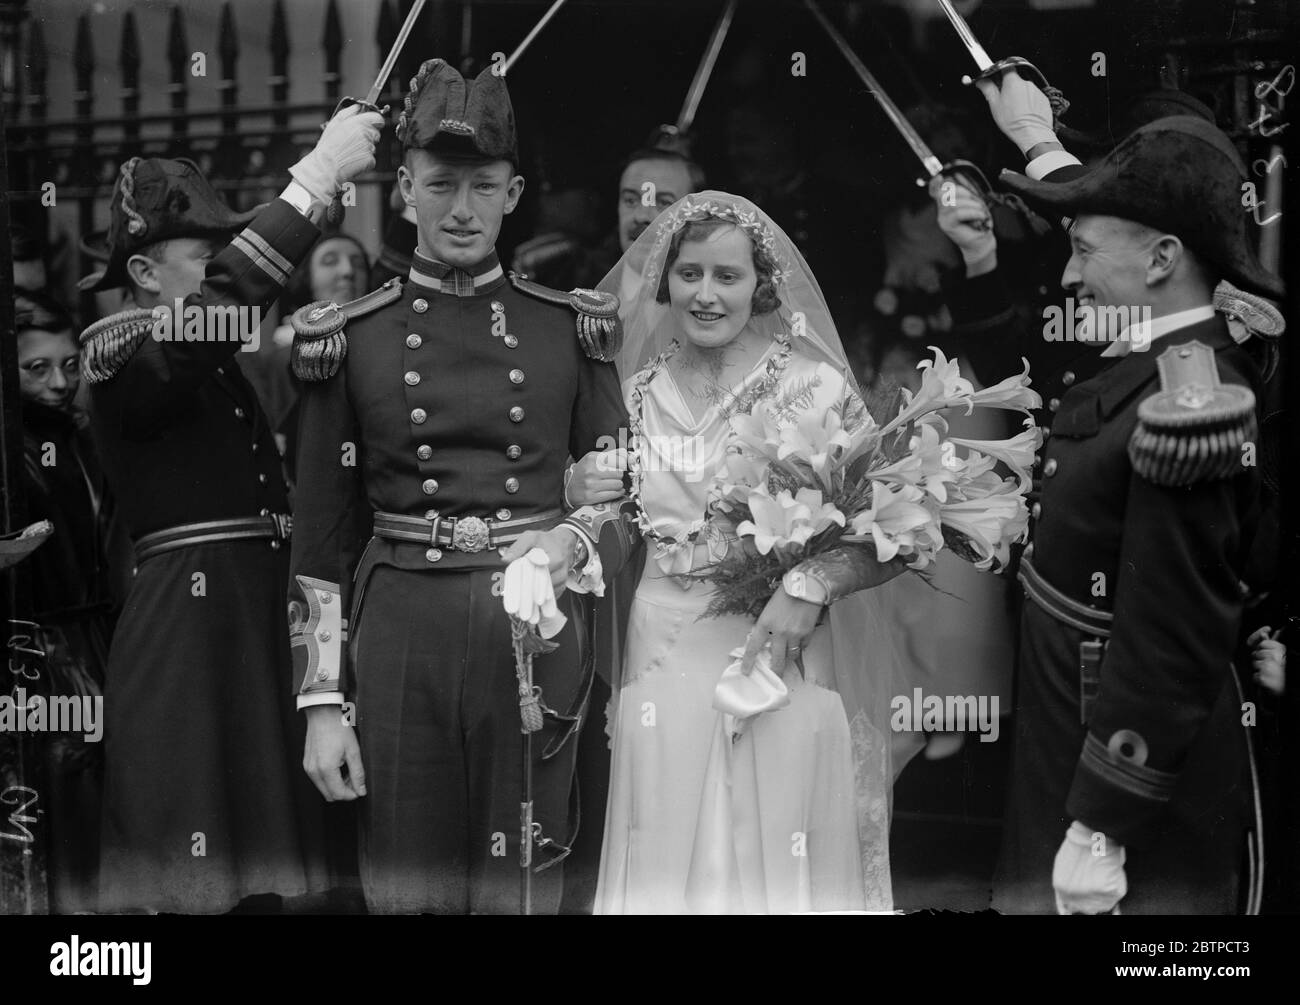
654,218,782,316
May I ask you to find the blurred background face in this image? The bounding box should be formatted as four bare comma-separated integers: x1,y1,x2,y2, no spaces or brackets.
667,224,758,349
618,157,693,251
399,150,524,268
310,236,369,303
18,328,81,410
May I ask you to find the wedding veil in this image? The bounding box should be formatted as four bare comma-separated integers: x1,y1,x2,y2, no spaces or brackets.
596,191,909,910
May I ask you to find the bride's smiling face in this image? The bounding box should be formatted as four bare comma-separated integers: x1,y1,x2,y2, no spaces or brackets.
667,224,758,349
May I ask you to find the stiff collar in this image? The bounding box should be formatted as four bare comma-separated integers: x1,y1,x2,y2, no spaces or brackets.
408,248,505,297
1101,303,1216,358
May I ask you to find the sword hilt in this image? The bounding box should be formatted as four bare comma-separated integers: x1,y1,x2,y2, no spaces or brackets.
322,96,391,129
960,56,1050,92
921,158,995,233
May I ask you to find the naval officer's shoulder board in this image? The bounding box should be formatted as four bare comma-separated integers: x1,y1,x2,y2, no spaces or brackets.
508,272,622,363
79,307,159,384
290,276,405,381
1128,340,1258,487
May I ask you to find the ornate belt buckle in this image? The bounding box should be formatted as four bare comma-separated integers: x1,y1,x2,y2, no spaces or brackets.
452,516,490,553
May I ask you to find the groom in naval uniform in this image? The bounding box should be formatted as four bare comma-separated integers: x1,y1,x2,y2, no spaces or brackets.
287,59,638,914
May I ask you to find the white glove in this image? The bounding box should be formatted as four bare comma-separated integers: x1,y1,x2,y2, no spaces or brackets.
1052,820,1127,915
289,105,385,204
503,547,566,638
974,68,1057,156
929,176,997,273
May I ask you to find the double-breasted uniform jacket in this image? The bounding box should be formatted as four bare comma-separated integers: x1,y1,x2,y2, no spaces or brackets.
994,313,1262,914
287,248,637,913
79,199,330,913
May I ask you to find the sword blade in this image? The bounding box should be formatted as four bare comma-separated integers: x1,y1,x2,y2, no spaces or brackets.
501,0,569,77
676,0,738,134
935,0,994,72
804,0,943,177
365,0,429,107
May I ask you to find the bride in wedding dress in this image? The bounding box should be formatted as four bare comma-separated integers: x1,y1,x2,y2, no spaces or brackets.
585,192,911,914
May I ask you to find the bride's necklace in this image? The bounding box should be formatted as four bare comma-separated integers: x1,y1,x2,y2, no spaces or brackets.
627,332,793,550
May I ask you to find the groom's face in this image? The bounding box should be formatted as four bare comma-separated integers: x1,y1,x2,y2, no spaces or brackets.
667,225,758,349
399,149,525,268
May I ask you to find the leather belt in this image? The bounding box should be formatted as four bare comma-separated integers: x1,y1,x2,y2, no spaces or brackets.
1018,554,1113,639
372,508,563,554
135,514,292,563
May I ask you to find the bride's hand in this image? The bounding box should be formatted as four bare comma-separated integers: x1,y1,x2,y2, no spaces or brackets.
565,449,628,506
742,588,823,678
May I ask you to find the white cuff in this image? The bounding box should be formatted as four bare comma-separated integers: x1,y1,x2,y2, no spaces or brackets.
280,181,317,218
297,691,345,710
553,524,605,597
1026,149,1082,180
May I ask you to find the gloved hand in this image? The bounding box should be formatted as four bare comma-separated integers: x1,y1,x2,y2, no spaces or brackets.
974,68,1057,156
1053,820,1127,914
502,547,566,639
290,105,385,205
928,176,997,275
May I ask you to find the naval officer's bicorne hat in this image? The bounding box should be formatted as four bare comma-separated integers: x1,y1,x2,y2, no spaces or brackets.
999,115,1284,300
78,157,259,292
396,58,518,167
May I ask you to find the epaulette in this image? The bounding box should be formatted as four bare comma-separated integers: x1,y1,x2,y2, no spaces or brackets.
508,272,622,362
1214,280,1285,344
291,277,404,381
79,308,157,384
1128,340,1257,486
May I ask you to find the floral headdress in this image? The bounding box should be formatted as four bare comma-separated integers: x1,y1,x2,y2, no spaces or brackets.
643,195,794,290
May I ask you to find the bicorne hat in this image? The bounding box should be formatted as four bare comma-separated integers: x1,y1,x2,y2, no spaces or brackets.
999,116,1284,300
395,58,518,166
1056,88,1216,155
79,157,258,292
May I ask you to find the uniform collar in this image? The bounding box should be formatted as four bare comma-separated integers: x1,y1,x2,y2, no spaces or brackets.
408,248,505,297
1094,313,1232,418
1100,303,1216,358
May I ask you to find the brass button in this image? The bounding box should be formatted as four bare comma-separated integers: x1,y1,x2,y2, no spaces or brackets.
422,478,439,495
504,334,519,348
505,477,520,494
318,631,331,643
411,408,428,424
1042,427,1051,439
496,508,512,521
270,540,282,551
425,547,442,562
491,300,505,313
413,298,429,313
509,369,525,385
404,370,421,386
424,509,438,521
417,444,433,461
1044,458,1059,476
1062,370,1076,387
1031,502,1042,519
321,592,333,604
406,333,423,349
260,508,270,517
258,473,268,484
506,444,522,460
1048,397,1060,412
315,669,328,681
234,406,245,419
509,406,525,423
252,442,260,453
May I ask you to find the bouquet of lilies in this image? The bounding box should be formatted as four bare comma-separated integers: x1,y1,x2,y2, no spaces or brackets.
693,348,1042,619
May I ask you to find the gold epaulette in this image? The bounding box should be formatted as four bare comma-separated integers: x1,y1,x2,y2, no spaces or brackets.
78,308,158,384
1128,340,1257,486
508,272,622,363
1214,280,1286,344
291,277,403,381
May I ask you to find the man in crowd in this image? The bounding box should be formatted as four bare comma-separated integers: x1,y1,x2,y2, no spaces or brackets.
78,106,382,913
